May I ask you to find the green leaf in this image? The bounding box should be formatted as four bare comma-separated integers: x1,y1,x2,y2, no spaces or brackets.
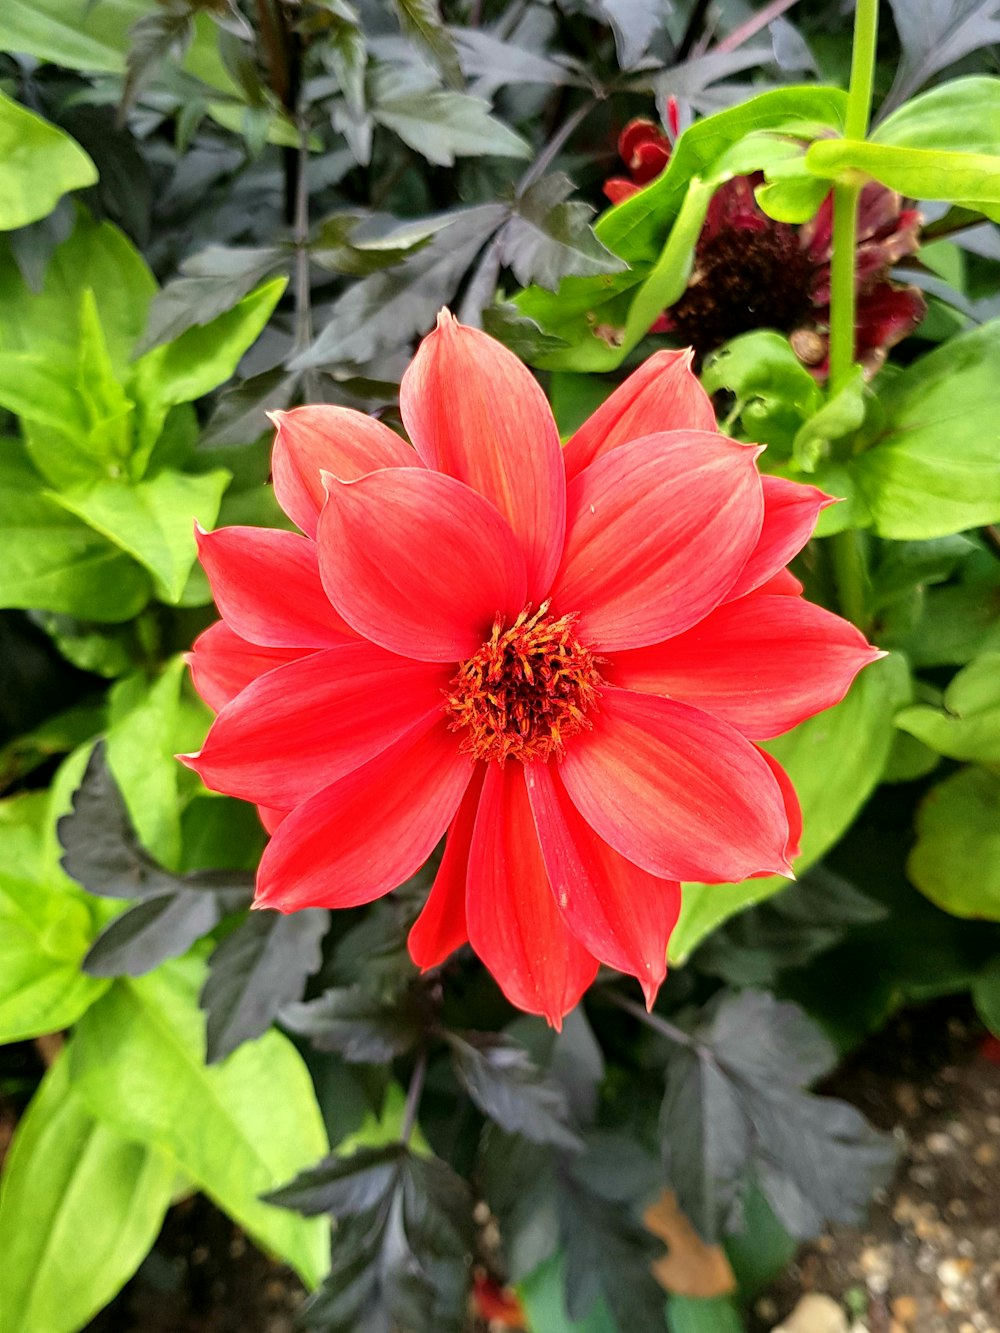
129,276,286,471
876,74,1000,159
138,246,289,354
520,1254,617,1333
0,792,108,1043
105,658,209,869
896,653,1000,764
446,1032,583,1150
69,957,330,1286
390,0,462,87
372,88,531,167
909,765,1000,919
853,321,1000,539
671,654,910,961
51,466,230,603
0,212,156,372
0,1047,176,1333
667,1296,744,1333
973,954,1000,1037
0,90,97,231
0,450,152,622
807,138,1000,222
701,332,822,453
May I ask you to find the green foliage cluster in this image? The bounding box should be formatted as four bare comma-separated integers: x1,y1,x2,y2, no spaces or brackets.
0,2,999,1332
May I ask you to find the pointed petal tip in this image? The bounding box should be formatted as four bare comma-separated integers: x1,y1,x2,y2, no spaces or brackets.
435,307,458,329
640,974,663,1012
544,1009,565,1033
175,750,201,771
266,409,286,427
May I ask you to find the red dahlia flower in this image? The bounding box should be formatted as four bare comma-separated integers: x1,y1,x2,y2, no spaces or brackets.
183,314,879,1026
604,115,926,377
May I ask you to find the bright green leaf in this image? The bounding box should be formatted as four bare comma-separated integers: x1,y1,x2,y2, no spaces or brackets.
69,958,330,1286
0,89,96,231
0,449,152,622
853,321,1000,539
667,1295,744,1333
909,765,1000,919
106,657,210,870
0,1047,176,1333
520,1254,618,1333
807,138,1000,222
896,653,1000,764
671,654,910,961
51,467,231,604
0,792,108,1043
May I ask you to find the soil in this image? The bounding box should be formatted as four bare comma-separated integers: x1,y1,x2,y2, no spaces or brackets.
750,999,1000,1333
4,998,998,1332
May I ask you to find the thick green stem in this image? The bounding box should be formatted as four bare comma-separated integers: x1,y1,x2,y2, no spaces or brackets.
830,527,871,629
828,0,880,391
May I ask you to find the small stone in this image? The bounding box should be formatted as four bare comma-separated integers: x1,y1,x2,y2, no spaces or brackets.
975,1142,998,1167
926,1132,954,1155
770,1293,850,1333
892,1295,919,1325
894,1084,921,1118
951,1120,974,1144
947,1198,970,1219
985,1115,1000,1135
938,1257,974,1287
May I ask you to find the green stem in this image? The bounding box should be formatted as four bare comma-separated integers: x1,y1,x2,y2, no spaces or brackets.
827,0,880,391
830,527,870,629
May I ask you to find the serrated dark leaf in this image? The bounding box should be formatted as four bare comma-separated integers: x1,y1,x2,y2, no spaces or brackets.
137,246,288,354
478,1129,561,1282
292,205,506,368
122,1,196,112
265,1143,406,1216
58,742,177,900
309,211,438,276
390,0,464,88
659,990,896,1243
882,0,1000,114
200,367,300,447
450,27,572,92
498,174,626,290
447,1031,583,1150
694,866,888,986
201,908,329,1062
281,985,422,1063
588,0,664,69
559,1168,666,1331
83,889,223,977
272,1144,473,1333
372,86,531,168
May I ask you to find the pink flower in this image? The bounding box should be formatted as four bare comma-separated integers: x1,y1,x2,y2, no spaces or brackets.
183,315,879,1026
603,115,925,376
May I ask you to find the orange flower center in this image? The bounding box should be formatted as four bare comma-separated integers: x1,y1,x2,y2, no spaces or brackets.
445,602,603,764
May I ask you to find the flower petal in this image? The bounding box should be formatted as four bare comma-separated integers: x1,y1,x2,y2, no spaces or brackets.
562,350,716,480
525,763,680,1008
317,467,528,662
255,719,473,912
607,594,881,740
400,311,565,600
758,748,802,865
408,765,486,969
186,621,311,713
560,685,793,883
271,405,416,538
185,644,452,807
196,525,355,648
466,762,599,1028
551,431,764,652
724,476,832,603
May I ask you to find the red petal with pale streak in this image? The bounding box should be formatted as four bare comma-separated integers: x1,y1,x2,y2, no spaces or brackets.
408,764,486,969
525,763,679,1008
197,525,355,648
560,686,793,883
562,350,716,480
758,748,803,865
317,467,528,662
551,431,764,652
607,594,881,740
186,644,452,808
399,312,565,601
255,719,473,912
466,763,599,1028
725,476,832,603
271,406,416,538
186,621,310,713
